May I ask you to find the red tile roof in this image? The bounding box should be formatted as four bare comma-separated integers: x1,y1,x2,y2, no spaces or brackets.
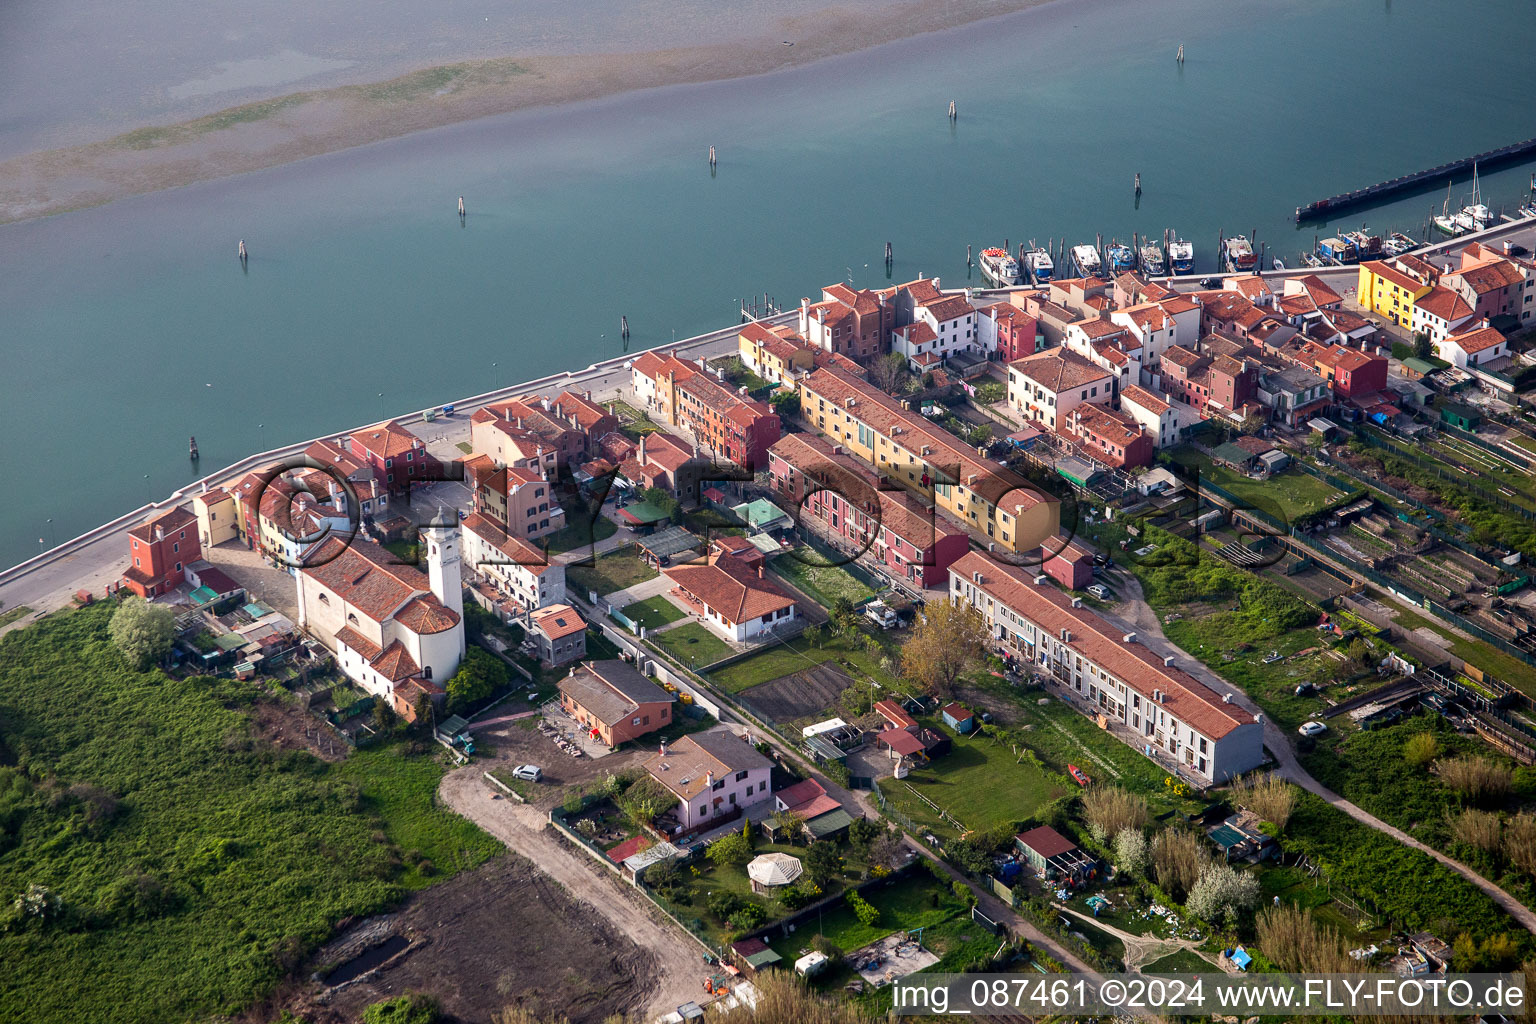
664,558,795,625
1120,384,1170,415
1415,287,1473,322
874,699,917,730
394,595,460,634
951,550,1254,739
302,536,429,624
350,420,425,459
530,603,586,640
1361,260,1430,294
1447,325,1506,355
1010,350,1113,392
128,506,196,543
372,640,421,682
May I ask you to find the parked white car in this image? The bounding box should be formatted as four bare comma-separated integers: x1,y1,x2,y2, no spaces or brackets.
511,764,542,782
1086,584,1112,600
1297,721,1326,738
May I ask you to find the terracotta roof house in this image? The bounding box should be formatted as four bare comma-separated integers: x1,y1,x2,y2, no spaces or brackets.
121,506,201,598
950,550,1261,785
645,731,774,834
1007,350,1114,431
558,660,674,745
663,557,798,643
529,603,587,666
346,420,441,495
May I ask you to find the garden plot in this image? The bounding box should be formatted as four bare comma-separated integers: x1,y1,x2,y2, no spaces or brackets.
738,662,857,725
848,932,940,987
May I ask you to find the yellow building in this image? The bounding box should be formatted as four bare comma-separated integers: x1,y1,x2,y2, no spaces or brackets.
796,367,1059,553
192,488,237,549
1357,258,1434,328
738,321,815,385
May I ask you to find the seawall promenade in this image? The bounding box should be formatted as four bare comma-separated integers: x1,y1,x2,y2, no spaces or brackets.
0,311,797,621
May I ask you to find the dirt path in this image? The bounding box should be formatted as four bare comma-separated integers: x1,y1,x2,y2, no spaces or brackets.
1054,905,1216,973
1104,578,1536,937
438,767,712,1020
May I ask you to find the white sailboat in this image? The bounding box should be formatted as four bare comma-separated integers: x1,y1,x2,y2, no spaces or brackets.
1432,180,1462,236
1454,163,1492,233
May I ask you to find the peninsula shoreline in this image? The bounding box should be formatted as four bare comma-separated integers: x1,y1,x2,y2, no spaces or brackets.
0,0,1058,225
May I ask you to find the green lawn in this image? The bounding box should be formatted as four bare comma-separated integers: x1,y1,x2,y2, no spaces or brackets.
0,604,499,1024
1142,949,1214,973
454,441,473,455
709,633,900,695
769,554,877,608
765,869,969,963
566,549,657,598
1169,447,1353,523
0,605,33,629
649,622,735,669
622,595,685,630
881,723,1069,840
542,498,619,555
585,628,626,661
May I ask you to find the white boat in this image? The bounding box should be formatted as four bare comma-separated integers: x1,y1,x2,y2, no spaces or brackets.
1105,242,1135,274
1166,237,1194,274
1453,163,1492,233
1272,258,1286,271
1070,244,1102,277
1139,244,1166,276
1301,253,1325,269
1222,235,1257,272
1023,247,1054,284
978,247,1021,286
1433,180,1463,236
1520,204,1536,220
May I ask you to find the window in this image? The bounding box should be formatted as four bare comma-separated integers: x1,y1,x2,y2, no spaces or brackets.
712,780,724,791
729,793,737,805
698,804,707,816
734,770,748,782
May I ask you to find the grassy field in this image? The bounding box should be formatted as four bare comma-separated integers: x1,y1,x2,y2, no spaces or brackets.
1141,949,1214,973
542,498,619,556
0,605,32,628
881,723,1068,841
621,595,685,630
649,622,735,668
765,869,969,964
708,633,899,695
769,554,876,608
1169,447,1352,523
0,603,499,1024
566,549,656,598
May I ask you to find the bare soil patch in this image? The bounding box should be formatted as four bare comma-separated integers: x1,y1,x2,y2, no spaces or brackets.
470,713,651,809
738,661,855,725
248,693,347,762
290,856,655,1024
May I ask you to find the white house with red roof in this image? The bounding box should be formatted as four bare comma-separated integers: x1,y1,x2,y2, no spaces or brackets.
1438,323,1508,369
297,512,465,711
662,557,798,643
1007,350,1115,430
460,511,565,614
948,550,1262,784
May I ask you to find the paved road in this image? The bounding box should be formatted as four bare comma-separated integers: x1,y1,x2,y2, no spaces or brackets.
438,767,713,1020
1101,577,1536,936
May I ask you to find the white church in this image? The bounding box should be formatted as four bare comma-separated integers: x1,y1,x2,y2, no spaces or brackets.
296,510,466,719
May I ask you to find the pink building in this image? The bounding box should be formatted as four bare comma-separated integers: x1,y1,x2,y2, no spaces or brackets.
766,434,969,587
643,731,774,834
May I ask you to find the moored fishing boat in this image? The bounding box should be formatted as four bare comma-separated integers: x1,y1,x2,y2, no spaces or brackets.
1138,243,1166,276
1070,243,1102,277
1221,234,1257,272
1023,247,1054,284
1166,236,1194,274
978,246,1021,286
1105,241,1135,274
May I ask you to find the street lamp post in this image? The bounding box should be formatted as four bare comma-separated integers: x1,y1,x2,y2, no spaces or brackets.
47,518,55,547
144,474,151,503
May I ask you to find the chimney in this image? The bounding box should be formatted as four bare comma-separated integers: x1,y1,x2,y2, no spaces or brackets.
1222,693,1233,704
757,564,764,579
1060,628,1071,642
1162,655,1175,667
1033,574,1047,584
705,771,714,787
155,526,164,541
1070,597,1082,609
1153,688,1162,702
638,434,647,463
1122,632,1137,643
659,742,667,756
585,390,592,401
972,570,983,584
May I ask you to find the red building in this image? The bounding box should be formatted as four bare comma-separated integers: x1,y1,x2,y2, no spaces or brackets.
1313,345,1388,400
1038,538,1094,590
1065,405,1153,469
766,433,969,587
122,507,201,598
979,302,1043,362
1159,345,1257,418
346,420,441,495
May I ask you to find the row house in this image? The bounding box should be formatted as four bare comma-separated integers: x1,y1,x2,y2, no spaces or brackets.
460,510,566,614
617,430,696,495
463,453,565,542
1047,277,1110,317
1357,256,1438,330
631,350,781,469
948,551,1263,785
1412,285,1476,345
1257,365,1331,427
1109,302,1180,374
470,398,584,470
1063,315,1139,389
1065,404,1153,469
1118,384,1182,449
1221,274,1273,306
738,321,815,384
1448,247,1532,325
1310,344,1388,401
797,366,1060,555
766,433,969,587
800,283,894,362
122,506,200,598
346,420,441,495
255,477,352,573
1158,344,1257,419
1006,349,1114,431
1111,272,1175,309
976,302,1044,362
1196,290,1274,340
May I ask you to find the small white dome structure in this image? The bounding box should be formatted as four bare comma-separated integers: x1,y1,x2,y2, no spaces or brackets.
747,852,803,894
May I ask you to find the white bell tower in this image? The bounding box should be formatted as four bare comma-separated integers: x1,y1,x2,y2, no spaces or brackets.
425,507,464,630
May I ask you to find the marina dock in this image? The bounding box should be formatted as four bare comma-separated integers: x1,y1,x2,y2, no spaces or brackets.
1295,134,1536,222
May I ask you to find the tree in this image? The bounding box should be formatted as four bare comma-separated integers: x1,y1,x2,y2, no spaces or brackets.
707,830,753,869
974,381,1006,405
965,423,993,448
1113,828,1148,876
708,890,742,920
867,827,906,871
372,699,399,733
770,389,800,419
770,809,805,841
728,900,767,931
108,596,175,670
1413,330,1433,360
1186,863,1260,925
846,890,880,926
446,647,507,713
806,841,843,885
846,816,881,860
869,353,907,395
899,601,988,697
